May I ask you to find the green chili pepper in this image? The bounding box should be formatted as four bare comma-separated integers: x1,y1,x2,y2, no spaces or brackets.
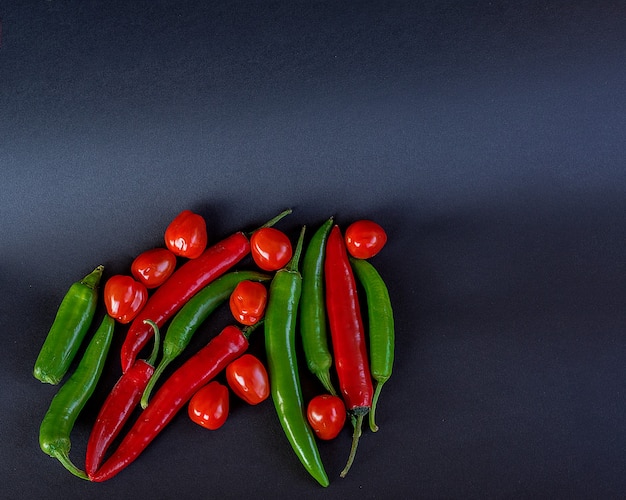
265,226,329,488
34,265,104,385
140,270,270,408
300,216,337,396
39,314,115,479
349,257,395,432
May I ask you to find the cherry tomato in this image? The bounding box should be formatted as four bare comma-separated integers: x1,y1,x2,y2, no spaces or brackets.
164,210,208,259
306,394,347,440
250,227,292,271
103,275,148,324
188,381,229,430
345,220,388,259
131,248,177,288
229,280,267,326
225,354,270,405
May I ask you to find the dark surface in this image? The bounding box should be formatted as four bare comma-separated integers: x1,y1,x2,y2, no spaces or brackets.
2,1,626,498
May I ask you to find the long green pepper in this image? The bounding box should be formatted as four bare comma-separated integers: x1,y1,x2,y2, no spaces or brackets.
34,265,103,384
300,216,337,396
140,270,270,408
350,257,395,432
265,226,329,487
39,314,115,479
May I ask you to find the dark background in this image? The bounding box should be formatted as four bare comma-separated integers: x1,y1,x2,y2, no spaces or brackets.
2,1,626,498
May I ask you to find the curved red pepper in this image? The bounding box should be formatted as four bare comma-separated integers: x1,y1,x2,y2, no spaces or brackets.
90,325,249,482
85,360,154,476
86,320,161,476
120,232,250,373
324,224,373,477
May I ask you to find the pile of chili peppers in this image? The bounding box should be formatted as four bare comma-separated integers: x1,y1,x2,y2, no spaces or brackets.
33,208,395,487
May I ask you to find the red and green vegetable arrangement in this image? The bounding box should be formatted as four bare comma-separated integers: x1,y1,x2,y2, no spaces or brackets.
33,208,395,487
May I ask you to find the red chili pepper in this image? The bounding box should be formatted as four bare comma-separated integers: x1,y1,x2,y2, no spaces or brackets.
119,233,247,372
89,324,254,482
120,210,291,373
324,224,373,478
85,320,161,477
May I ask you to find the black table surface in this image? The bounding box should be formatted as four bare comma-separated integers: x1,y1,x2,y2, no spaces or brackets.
2,1,626,498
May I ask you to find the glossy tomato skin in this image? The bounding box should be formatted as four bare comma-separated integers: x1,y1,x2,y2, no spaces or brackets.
229,280,267,326
345,220,388,259
104,275,148,324
131,248,177,288
188,381,229,430
226,354,270,405
164,210,208,259
250,227,292,271
307,394,347,440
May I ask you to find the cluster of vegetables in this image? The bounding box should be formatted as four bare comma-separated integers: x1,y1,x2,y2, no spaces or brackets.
33,208,394,487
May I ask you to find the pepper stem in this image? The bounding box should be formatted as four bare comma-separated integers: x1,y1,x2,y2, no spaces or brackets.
286,225,306,273
143,320,161,367
249,208,292,234
140,320,164,409
54,450,89,480
316,370,337,397
80,265,104,289
140,357,170,409
369,381,385,432
241,319,263,340
340,413,365,478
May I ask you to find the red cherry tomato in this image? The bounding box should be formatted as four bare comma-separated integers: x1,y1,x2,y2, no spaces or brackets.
306,394,347,440
229,280,267,326
131,248,177,288
345,220,387,259
250,227,292,271
103,275,148,324
188,381,229,430
225,354,270,405
164,210,208,259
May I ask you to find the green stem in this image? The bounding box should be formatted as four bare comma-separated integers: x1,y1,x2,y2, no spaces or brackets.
142,320,161,367
340,413,364,478
80,265,104,289
241,320,263,340
54,450,89,480
369,381,385,432
139,320,164,408
249,208,292,235
286,226,306,273
316,370,337,397
140,358,170,409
